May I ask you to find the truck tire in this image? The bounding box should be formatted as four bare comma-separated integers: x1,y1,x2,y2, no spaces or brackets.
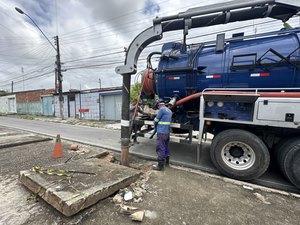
210,129,270,180
279,139,300,189
274,137,298,179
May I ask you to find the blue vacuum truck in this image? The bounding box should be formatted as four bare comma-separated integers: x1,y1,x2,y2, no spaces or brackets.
116,0,300,189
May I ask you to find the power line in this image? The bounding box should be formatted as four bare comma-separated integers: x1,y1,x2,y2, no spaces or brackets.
59,0,171,37
0,70,54,87
59,0,210,44
63,50,124,63
0,64,54,83
60,19,286,66
63,56,158,70
60,18,296,64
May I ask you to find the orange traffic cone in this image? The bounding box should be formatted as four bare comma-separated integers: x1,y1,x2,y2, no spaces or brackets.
52,134,63,158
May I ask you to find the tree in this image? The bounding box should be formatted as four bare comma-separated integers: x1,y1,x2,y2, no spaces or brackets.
0,90,8,96
130,82,156,106
130,82,142,102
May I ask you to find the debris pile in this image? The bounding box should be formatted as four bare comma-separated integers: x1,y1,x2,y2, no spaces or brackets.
112,168,156,222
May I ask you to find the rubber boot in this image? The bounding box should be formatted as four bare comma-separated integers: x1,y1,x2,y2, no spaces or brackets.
165,156,170,167
153,160,164,171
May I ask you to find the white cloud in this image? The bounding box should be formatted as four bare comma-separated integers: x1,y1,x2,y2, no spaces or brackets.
0,0,299,92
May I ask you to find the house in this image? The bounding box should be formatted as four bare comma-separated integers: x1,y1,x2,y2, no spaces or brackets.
54,87,122,120
0,94,17,114
0,87,122,121
15,89,55,115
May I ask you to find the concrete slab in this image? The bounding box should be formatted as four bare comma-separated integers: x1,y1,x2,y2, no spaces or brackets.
19,158,142,216
0,133,51,148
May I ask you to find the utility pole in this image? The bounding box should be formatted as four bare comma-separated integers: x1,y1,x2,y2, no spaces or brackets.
120,74,131,166
55,35,64,120
55,69,57,93
15,7,64,118
11,81,13,93
21,67,24,91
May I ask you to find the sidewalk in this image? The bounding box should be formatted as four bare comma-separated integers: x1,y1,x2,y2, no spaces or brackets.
9,114,121,129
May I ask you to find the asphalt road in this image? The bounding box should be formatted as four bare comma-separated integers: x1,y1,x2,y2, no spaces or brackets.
0,116,299,193
0,117,202,168
0,117,119,150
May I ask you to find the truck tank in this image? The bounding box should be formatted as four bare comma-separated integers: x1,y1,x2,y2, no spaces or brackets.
144,28,300,102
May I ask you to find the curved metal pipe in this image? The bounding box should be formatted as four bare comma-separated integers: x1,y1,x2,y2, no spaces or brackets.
174,93,202,107
174,91,300,107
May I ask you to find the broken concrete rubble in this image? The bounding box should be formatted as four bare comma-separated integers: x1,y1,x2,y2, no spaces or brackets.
113,194,123,204
130,210,145,222
111,167,153,222
113,168,151,205
120,205,145,222
19,158,142,216
124,191,133,201
70,144,79,151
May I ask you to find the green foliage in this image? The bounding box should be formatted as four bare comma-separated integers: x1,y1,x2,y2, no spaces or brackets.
0,90,8,96
130,83,142,102
130,82,156,107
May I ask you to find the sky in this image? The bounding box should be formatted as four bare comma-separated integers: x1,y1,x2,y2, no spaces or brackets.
0,0,299,93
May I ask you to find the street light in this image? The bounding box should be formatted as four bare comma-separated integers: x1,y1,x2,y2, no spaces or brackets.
15,6,65,119
15,7,57,51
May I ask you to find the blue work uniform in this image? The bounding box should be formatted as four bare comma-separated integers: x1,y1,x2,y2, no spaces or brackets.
154,105,172,161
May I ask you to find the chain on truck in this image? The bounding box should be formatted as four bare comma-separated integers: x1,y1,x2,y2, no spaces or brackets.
115,0,300,190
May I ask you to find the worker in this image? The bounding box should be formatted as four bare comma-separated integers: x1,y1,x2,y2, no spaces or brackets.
130,99,148,143
130,99,148,120
152,98,172,171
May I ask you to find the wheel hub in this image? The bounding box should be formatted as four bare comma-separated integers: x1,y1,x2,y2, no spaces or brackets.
229,146,244,158
221,141,256,170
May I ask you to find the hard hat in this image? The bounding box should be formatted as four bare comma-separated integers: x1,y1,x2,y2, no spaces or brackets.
153,98,165,109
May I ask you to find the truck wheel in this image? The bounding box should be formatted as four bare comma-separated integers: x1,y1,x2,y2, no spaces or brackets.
210,129,270,180
279,139,300,189
274,137,298,178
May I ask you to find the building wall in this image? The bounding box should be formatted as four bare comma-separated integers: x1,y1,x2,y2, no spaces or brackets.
103,94,122,120
16,89,54,115
0,94,17,114
41,96,54,116
54,90,121,120
16,89,54,103
77,92,100,120
17,102,41,115
79,92,121,121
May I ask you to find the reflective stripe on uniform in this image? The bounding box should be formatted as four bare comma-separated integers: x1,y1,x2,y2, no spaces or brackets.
158,121,171,125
